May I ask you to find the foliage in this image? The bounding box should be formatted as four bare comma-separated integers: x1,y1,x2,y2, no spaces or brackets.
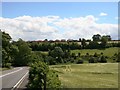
47,70,61,88
45,56,56,65
28,61,61,89
100,35,110,48
13,39,33,66
76,59,84,64
89,57,95,63
81,38,86,49
99,56,107,63
92,34,101,41
2,31,12,68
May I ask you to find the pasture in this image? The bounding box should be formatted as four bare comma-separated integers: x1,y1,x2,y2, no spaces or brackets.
71,47,119,57
50,63,118,88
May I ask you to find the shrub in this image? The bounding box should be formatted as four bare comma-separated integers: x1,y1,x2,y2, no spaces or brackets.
89,57,95,63
47,70,61,88
28,61,61,89
5,63,12,68
77,59,84,64
100,56,107,63
94,53,98,57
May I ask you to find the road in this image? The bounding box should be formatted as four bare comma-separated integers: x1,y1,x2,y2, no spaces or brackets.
0,67,29,90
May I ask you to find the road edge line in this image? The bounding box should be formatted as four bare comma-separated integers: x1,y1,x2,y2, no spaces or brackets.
0,68,23,78
11,71,29,90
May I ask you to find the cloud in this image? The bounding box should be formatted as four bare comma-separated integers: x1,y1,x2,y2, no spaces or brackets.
0,15,118,41
99,12,108,16
115,17,120,20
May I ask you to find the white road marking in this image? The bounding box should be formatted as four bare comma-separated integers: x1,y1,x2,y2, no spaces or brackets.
11,71,29,90
0,68,23,78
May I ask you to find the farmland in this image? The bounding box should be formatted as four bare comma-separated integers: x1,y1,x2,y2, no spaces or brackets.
40,47,119,56
50,63,118,88
71,47,119,57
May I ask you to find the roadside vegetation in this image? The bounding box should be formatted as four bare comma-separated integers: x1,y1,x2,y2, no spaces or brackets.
1,31,119,89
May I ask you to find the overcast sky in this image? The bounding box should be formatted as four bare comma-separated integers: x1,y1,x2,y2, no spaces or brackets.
1,2,118,41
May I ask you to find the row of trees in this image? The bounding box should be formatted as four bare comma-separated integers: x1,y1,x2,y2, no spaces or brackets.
2,31,33,67
29,39,120,51
28,34,111,42
27,34,119,51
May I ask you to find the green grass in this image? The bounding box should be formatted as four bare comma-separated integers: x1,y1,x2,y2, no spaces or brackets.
71,47,119,57
0,68,10,71
50,63,118,88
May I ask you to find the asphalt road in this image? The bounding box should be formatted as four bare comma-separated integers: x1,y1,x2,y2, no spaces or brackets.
0,67,29,90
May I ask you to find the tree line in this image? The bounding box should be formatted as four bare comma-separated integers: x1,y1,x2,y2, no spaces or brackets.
28,34,120,51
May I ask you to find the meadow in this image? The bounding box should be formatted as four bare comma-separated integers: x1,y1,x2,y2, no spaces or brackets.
50,63,118,88
41,47,119,57
71,47,119,57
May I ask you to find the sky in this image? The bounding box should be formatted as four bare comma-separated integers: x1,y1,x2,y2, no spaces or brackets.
1,2,119,41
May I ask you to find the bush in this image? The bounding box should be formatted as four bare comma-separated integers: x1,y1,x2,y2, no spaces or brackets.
100,56,107,63
28,61,61,89
77,59,84,64
94,53,98,57
5,63,12,68
47,70,61,88
89,57,95,63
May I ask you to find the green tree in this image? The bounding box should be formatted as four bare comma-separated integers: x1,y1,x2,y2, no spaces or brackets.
101,36,108,48
50,47,64,63
89,57,95,63
100,56,107,63
88,41,99,49
92,34,101,41
28,61,61,89
14,39,32,66
81,38,86,49
2,31,12,68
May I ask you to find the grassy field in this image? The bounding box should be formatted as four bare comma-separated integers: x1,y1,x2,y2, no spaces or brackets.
71,47,119,57
50,63,118,88
40,47,119,57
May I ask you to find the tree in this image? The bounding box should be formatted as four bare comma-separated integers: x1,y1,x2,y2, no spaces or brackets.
79,38,81,42
28,61,49,89
2,31,12,68
89,57,95,63
81,38,86,49
78,53,81,57
101,36,108,48
88,41,99,49
14,39,32,66
94,53,98,57
28,61,61,89
77,59,83,64
45,56,56,65
50,47,64,63
102,35,111,41
100,56,107,63
10,44,19,66
92,34,101,41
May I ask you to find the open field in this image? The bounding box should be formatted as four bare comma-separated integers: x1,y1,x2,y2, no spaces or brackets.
40,47,119,57
50,63,118,88
71,47,119,57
